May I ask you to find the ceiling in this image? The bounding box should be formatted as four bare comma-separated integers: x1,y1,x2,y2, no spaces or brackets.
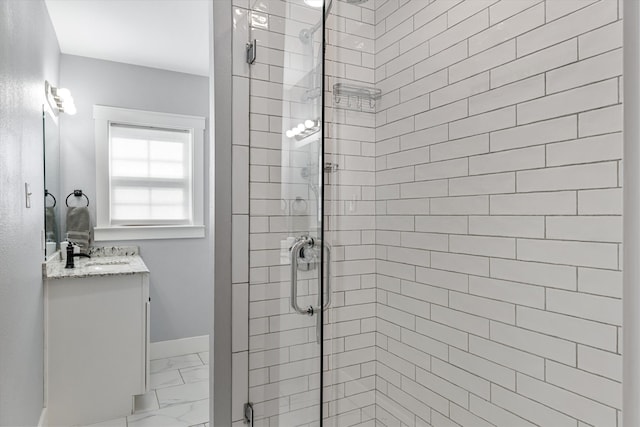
45,0,210,76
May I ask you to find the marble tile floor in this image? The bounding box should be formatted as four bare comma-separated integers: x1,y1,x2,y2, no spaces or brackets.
80,352,210,427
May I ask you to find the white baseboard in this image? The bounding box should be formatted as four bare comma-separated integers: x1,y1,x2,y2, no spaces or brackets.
38,407,48,427
150,335,209,360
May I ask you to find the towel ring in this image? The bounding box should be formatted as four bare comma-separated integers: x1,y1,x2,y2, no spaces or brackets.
65,189,90,207
45,190,56,208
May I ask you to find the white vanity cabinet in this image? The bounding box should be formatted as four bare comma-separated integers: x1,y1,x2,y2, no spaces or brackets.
45,258,150,427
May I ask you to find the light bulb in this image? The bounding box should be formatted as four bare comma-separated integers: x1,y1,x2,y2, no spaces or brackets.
304,0,324,7
292,127,301,136
305,119,315,129
285,130,295,138
297,123,306,132
57,88,71,100
64,103,77,115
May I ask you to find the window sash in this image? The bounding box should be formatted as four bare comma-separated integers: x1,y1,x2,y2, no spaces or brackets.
108,123,194,226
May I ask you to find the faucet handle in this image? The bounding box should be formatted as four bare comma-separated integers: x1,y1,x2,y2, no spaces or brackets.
64,243,90,268
65,243,75,269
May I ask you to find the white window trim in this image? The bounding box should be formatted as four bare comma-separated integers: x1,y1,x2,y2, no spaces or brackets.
94,105,206,241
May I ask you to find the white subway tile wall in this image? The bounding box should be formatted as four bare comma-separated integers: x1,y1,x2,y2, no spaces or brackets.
231,0,623,426
373,1,622,427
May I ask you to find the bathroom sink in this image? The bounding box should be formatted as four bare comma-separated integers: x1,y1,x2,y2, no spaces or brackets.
84,265,127,273
84,260,130,267
82,259,131,272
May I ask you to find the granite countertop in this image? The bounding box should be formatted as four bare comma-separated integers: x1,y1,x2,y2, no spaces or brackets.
45,246,149,280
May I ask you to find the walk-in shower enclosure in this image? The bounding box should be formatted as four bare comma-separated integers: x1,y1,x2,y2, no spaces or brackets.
227,0,623,425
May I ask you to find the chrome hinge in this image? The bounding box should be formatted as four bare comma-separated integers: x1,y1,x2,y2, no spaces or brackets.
244,402,254,425
246,40,257,65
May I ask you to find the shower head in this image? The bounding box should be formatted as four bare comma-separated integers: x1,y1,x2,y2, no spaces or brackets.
299,0,370,43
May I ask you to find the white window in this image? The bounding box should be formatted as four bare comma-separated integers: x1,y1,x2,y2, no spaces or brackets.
94,106,205,240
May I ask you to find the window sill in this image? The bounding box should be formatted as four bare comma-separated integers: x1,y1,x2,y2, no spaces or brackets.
94,225,205,241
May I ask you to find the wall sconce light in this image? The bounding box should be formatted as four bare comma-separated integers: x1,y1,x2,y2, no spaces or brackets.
304,0,324,7
45,80,76,115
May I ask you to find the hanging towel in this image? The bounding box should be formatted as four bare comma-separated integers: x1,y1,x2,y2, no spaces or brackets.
45,206,59,243
66,206,92,253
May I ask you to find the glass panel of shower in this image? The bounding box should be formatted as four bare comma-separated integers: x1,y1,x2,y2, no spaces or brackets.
247,1,325,426
244,0,622,426
322,0,377,425
321,0,623,426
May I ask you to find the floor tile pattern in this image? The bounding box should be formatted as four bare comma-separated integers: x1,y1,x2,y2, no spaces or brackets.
81,353,210,427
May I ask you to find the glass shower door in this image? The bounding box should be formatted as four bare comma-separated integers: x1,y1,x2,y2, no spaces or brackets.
247,1,325,425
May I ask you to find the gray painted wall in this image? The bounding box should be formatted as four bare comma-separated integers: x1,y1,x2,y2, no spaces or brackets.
0,1,60,424
59,54,212,342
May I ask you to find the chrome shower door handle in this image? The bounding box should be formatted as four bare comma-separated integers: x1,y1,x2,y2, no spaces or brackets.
315,241,332,345
290,236,315,316
320,241,331,310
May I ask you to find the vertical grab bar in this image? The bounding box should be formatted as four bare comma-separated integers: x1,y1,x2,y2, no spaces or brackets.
290,236,314,316
290,237,332,345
